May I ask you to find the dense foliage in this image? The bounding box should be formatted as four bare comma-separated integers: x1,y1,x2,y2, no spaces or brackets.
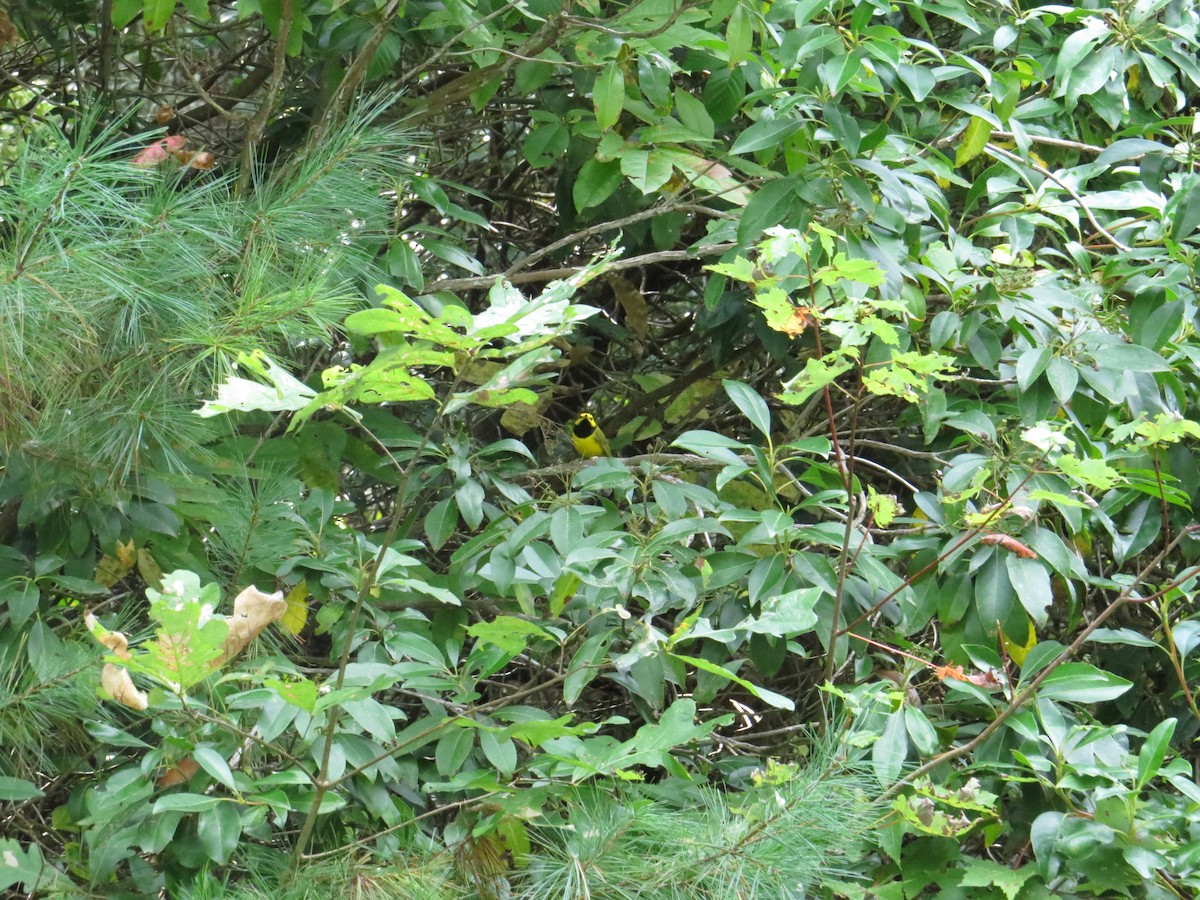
3,0,1200,897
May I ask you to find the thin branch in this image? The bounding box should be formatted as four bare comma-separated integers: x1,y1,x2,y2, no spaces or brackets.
990,130,1106,155
503,203,730,278
396,0,525,89
881,526,1200,801
309,0,404,145
238,0,293,192
986,142,1132,253
428,242,736,293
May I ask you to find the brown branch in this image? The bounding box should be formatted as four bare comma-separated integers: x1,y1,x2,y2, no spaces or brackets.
426,242,736,293
309,0,405,145
881,525,1200,801
402,12,569,126
239,0,294,191
503,203,731,279
986,142,1132,253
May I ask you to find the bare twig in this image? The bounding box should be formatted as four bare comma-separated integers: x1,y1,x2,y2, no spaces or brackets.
428,242,736,293
986,142,1132,253
881,526,1200,801
238,0,293,191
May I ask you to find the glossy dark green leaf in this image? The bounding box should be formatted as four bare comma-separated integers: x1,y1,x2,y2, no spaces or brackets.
1005,555,1051,626
730,115,803,156
1136,717,1176,789
1037,663,1132,703
573,157,623,212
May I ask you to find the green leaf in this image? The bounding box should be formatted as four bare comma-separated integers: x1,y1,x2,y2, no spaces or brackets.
730,115,802,155
1090,341,1170,373
573,157,623,212
621,149,674,194
343,698,397,743
153,793,223,813
1016,347,1051,392
722,379,771,436
479,729,517,775
594,62,625,131
424,497,458,551
265,677,318,712
959,858,1038,900
506,714,594,748
956,116,991,166
1085,628,1159,649
975,554,1015,630
669,652,794,710
192,745,237,791
467,616,552,656
196,802,241,864
1005,555,1052,626
456,479,485,529
725,3,753,66
1045,357,1079,405
435,726,474,777
1,581,39,628
387,241,424,291
1035,663,1132,702
565,632,609,706
419,237,484,275
523,123,569,168
1168,177,1200,240
673,88,715,139
111,0,142,27
0,777,42,802
738,177,801,244
873,710,908,784
143,0,175,32
1136,717,1176,789
896,62,935,101
819,52,862,94
1055,455,1121,491
0,840,71,893
1055,22,1108,89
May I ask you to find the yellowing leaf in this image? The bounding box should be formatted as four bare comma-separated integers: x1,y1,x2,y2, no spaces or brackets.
956,116,991,167
137,548,164,590
606,274,649,338
1002,617,1037,665
116,539,137,567
500,398,546,436
867,487,901,527
280,580,310,636
1126,64,1140,93
96,539,139,587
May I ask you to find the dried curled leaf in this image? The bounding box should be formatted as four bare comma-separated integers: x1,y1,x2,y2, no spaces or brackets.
221,585,287,664
0,10,17,47
100,663,149,710
979,532,1038,558
86,581,285,710
85,611,131,659
86,612,149,709
935,662,1005,691
157,757,200,789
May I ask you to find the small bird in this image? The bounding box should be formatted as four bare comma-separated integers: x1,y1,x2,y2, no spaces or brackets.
569,412,611,458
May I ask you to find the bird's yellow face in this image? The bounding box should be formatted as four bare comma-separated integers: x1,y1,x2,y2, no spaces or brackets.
570,412,611,458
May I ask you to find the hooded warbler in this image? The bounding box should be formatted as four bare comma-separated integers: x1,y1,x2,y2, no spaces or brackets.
570,412,611,458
